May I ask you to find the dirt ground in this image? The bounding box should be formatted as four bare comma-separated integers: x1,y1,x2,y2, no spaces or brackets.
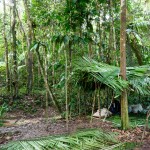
0,107,149,150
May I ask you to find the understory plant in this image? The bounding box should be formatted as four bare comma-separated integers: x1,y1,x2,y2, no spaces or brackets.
0,103,8,126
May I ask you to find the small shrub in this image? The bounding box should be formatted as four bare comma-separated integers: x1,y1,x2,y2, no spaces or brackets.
0,103,9,126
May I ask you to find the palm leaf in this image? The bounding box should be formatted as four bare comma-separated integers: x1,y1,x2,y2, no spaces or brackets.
74,57,128,94
1,129,127,150
74,57,150,95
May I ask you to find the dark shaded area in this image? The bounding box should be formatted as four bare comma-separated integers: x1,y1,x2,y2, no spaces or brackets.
109,100,121,114
78,72,106,91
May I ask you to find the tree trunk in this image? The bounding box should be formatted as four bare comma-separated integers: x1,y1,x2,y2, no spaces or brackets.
65,49,69,130
52,42,55,85
35,43,62,114
103,5,108,63
12,0,18,98
98,89,101,120
109,0,117,65
120,0,129,130
109,0,113,64
88,42,92,58
3,0,10,93
97,4,103,60
44,47,49,119
23,0,34,94
16,8,26,38
90,91,96,124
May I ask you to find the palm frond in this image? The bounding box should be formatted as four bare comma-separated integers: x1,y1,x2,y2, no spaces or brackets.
74,57,128,93
127,65,150,94
1,129,127,150
74,57,150,95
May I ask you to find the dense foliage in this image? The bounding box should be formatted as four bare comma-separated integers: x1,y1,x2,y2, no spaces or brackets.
0,0,149,126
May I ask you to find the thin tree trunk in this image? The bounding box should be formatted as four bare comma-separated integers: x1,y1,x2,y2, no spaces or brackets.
16,8,27,59
12,0,18,98
120,0,129,130
98,89,101,120
78,87,81,116
44,47,48,119
103,5,108,63
16,8,26,39
37,62,40,88
111,1,118,66
88,42,92,58
23,0,34,94
35,43,62,114
52,42,55,85
65,49,69,131
98,6,103,59
109,0,113,64
90,91,96,125
109,0,117,65
3,0,10,93
9,7,13,98
68,41,72,119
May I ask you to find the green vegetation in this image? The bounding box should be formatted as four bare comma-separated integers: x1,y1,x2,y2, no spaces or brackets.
0,129,136,150
74,57,150,96
0,0,149,148
107,114,150,128
0,103,8,126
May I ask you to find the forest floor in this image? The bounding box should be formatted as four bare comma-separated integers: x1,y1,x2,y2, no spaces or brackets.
0,106,150,149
